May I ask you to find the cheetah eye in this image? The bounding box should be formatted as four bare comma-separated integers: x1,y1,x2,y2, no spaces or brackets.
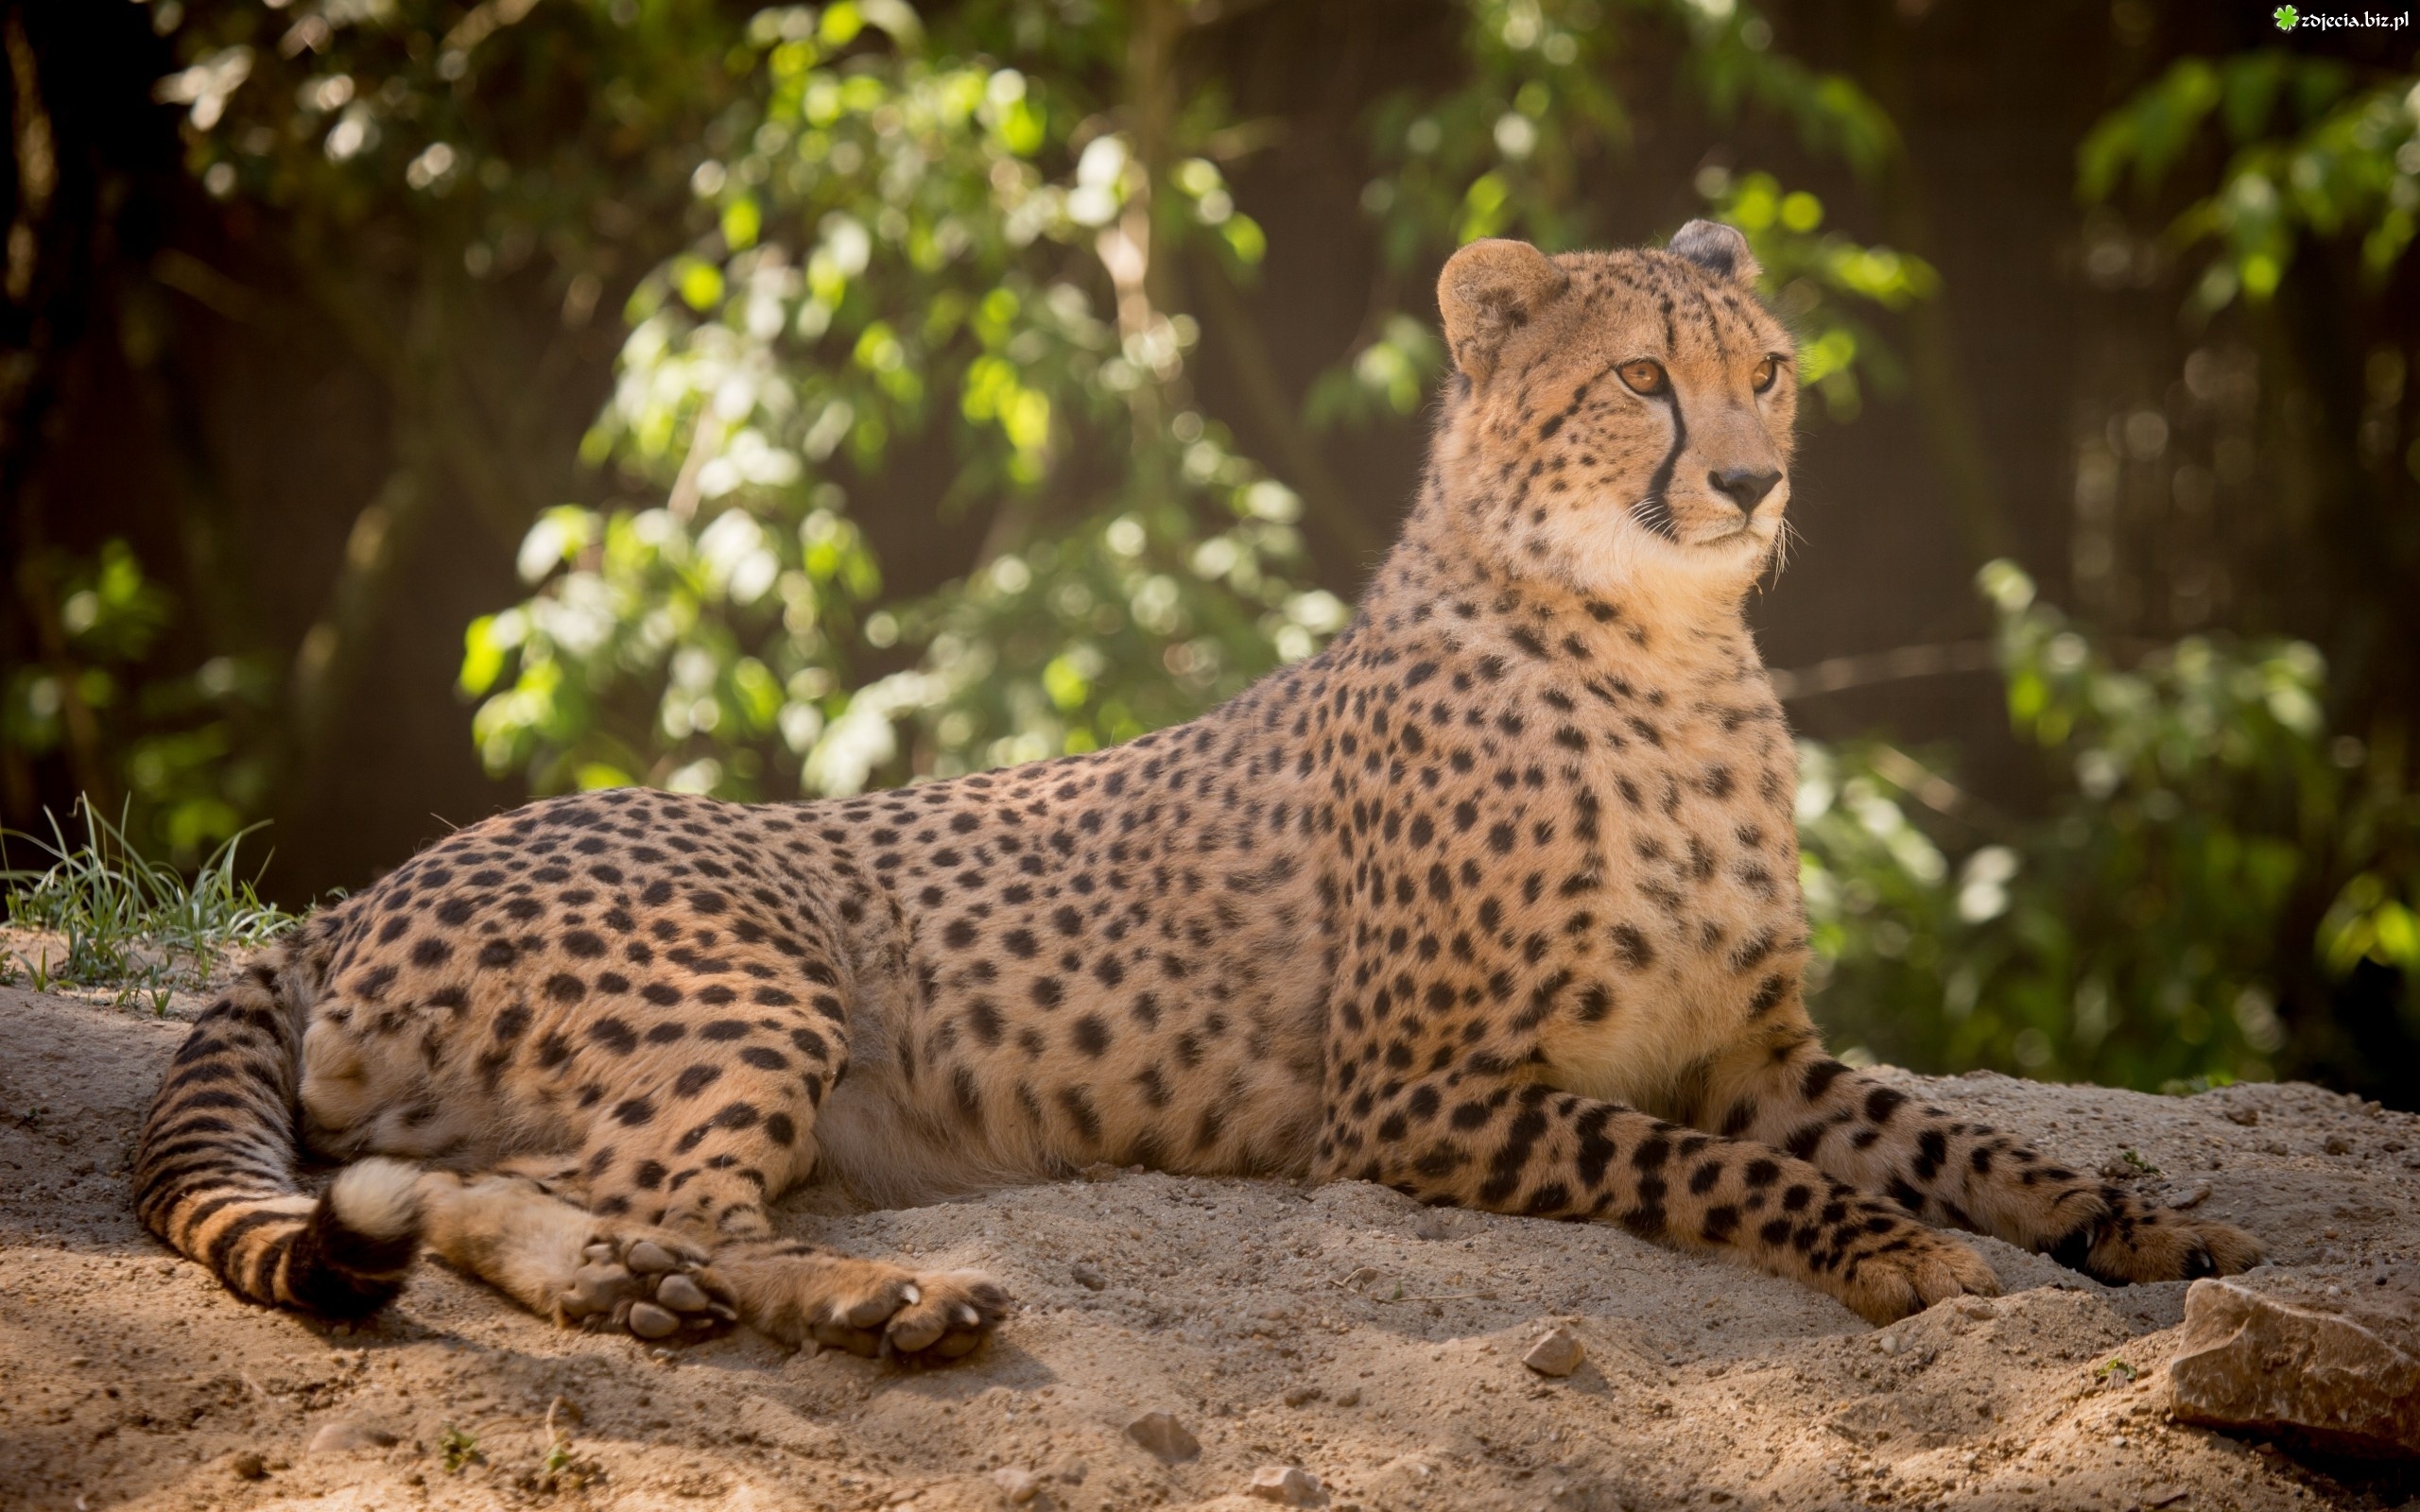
1752,354,1783,393
1617,359,1668,397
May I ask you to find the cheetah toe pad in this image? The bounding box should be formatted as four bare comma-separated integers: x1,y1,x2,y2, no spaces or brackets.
557,1234,737,1339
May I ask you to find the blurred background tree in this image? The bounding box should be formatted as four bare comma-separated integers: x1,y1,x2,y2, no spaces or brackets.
2,0,2414,1106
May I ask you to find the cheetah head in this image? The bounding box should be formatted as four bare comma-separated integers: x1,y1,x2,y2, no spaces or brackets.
1432,225,1799,613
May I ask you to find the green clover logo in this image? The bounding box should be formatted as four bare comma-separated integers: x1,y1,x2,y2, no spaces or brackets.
2273,5,2299,27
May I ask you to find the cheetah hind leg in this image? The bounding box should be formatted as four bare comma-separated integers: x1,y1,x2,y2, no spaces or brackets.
409,1164,737,1339
707,1239,1010,1366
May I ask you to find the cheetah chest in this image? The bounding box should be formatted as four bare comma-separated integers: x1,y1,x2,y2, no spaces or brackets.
1530,691,1805,1108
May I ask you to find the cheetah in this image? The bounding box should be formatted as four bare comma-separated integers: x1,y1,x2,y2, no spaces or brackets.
135,222,2261,1361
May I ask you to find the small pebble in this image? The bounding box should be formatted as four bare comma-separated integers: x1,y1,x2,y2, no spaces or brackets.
1071,1263,1107,1291
2325,1136,2352,1157
1522,1325,1584,1378
306,1420,397,1454
1247,1465,1325,1506
1333,1387,1361,1408
993,1467,1041,1503
229,1452,267,1482
1124,1410,1201,1463
1282,1385,1323,1407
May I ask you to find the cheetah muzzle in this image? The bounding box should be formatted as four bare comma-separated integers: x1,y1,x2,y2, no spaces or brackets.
134,218,2259,1356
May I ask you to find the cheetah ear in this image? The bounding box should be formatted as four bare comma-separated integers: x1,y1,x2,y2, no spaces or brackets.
1437,238,1569,385
1668,219,1760,287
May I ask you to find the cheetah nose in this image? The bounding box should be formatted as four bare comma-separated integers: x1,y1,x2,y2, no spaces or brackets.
1709,467,1782,513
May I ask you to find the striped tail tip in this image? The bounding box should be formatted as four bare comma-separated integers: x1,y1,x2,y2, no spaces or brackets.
286,1159,424,1318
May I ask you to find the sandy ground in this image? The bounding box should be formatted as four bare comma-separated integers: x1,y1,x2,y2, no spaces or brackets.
4,968,2418,1512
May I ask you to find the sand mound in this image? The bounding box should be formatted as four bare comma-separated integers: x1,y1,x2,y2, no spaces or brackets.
4,980,2414,1511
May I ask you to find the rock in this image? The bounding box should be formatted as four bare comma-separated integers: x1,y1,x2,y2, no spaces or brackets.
306,1419,398,1454
1124,1410,1200,1463
993,1466,1042,1503
2169,1277,2420,1458
1522,1324,1584,1378
1246,1465,1326,1506
1333,1387,1361,1407
1282,1384,1323,1407
1071,1262,1107,1291
229,1452,267,1481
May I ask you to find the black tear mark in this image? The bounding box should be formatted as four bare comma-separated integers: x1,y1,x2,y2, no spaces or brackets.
1637,388,1687,541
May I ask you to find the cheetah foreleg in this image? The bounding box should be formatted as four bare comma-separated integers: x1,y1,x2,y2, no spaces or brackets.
1340,1081,1998,1324
1708,1046,2263,1283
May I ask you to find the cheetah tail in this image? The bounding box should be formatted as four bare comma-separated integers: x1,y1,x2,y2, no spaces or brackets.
132,947,421,1317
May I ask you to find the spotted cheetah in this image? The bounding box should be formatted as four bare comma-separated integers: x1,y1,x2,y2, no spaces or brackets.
136,223,2260,1360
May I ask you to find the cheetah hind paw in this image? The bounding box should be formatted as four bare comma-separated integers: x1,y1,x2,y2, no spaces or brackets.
723,1253,1011,1366
557,1234,738,1340
809,1265,1010,1366
1831,1220,2002,1326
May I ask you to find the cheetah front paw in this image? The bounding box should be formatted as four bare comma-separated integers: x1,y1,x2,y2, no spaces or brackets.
556,1233,738,1340
2051,1198,2264,1283
1827,1214,2002,1325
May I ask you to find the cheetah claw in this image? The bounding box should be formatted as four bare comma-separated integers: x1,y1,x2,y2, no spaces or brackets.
557,1234,738,1339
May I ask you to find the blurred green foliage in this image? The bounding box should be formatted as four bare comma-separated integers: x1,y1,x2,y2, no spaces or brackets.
458,1,1342,795
3,543,275,862
2081,53,2420,311
1804,562,2419,1091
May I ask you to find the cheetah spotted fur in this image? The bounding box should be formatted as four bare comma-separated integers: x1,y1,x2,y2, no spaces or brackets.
136,223,2261,1361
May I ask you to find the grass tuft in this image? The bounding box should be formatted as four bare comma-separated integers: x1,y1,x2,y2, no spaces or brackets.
1,797,302,1011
